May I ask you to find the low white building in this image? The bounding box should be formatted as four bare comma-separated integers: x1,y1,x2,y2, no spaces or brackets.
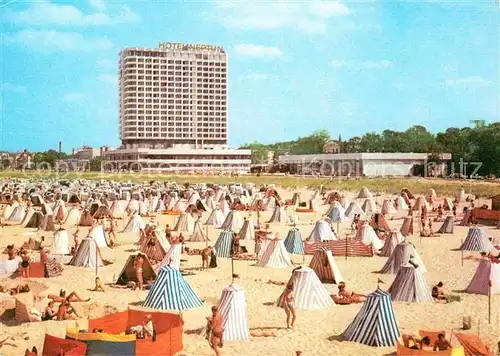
278,152,451,177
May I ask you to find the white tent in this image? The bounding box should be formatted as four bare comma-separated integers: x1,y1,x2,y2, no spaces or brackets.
68,237,103,267
361,199,377,216
51,229,70,255
220,210,244,232
307,220,336,242
205,208,225,227
268,206,290,224
466,259,500,295
64,207,81,226
189,219,208,242
217,284,250,341
345,201,366,220
88,225,108,248
355,222,384,250
156,243,183,271
256,239,293,268
123,214,146,233
173,213,195,234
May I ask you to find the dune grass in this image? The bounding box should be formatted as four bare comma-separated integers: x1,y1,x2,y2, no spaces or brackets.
0,171,499,197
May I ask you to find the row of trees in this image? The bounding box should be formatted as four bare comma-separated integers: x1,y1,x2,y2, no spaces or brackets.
241,122,500,177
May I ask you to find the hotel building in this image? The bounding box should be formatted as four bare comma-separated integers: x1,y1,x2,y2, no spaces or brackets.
103,42,251,173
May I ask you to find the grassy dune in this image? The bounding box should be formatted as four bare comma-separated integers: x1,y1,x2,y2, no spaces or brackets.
0,171,499,197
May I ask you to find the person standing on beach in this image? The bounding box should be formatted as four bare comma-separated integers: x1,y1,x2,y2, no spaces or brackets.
207,306,223,356
135,253,145,290
282,284,296,329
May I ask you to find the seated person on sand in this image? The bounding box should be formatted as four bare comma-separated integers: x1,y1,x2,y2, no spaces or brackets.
433,333,452,351
42,301,57,321
404,335,431,350
24,347,38,356
57,301,79,320
91,277,105,292
333,282,367,304
432,282,446,301
128,314,154,339
48,289,90,303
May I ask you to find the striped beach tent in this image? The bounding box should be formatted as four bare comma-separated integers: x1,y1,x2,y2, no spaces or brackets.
345,201,366,220
400,217,414,237
388,264,433,303
217,284,250,341
326,203,345,223
68,237,103,268
189,219,207,242
380,230,404,257
122,214,145,233
284,228,305,255
140,235,168,263
437,216,454,234
238,218,255,240
205,208,225,227
380,240,427,274
257,239,293,268
277,266,333,310
308,220,336,242
267,206,290,224
173,212,195,234
361,198,377,215
220,210,244,232
459,226,495,252
309,248,343,284
465,259,500,295
156,243,183,271
342,288,400,347
143,265,203,311
214,230,234,258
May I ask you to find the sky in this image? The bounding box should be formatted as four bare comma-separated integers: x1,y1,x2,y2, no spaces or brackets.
0,0,498,152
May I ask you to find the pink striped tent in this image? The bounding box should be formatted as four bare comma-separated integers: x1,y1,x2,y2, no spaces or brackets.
465,259,500,295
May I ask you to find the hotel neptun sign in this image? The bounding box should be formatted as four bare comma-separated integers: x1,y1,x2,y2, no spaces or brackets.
159,42,223,52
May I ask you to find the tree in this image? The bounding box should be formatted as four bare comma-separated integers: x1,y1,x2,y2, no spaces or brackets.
89,157,103,172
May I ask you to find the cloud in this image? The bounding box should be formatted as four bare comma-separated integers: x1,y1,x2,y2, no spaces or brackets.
0,82,27,93
445,76,490,86
239,73,268,80
98,74,118,84
5,30,112,52
7,0,140,27
211,0,349,33
63,93,85,102
329,59,393,69
88,0,106,12
234,44,282,58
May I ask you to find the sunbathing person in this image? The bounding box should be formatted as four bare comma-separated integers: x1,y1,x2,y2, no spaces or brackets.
128,314,154,339
405,335,431,350
432,282,446,301
7,284,30,295
57,301,79,320
42,301,57,321
48,289,90,303
433,333,452,351
333,282,367,304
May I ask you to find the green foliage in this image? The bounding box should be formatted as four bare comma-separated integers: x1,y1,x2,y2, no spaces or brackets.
31,150,69,168
89,157,103,172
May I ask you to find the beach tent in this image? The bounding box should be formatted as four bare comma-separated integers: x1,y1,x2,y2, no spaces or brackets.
428,188,437,201
381,199,397,215
277,266,333,310
465,259,500,295
143,265,203,311
256,239,293,268
380,240,427,274
356,187,373,199
2,204,15,220
345,201,366,220
204,196,216,210
412,196,430,212
342,288,400,347
116,254,156,285
140,235,168,263
388,263,433,303
291,192,301,206
220,199,230,216
214,230,234,258
173,212,195,234
20,208,34,226
88,225,108,248
356,222,384,250
220,210,244,232
326,203,346,223
380,230,404,257
43,214,56,231
361,199,377,215
267,206,290,224
51,228,70,255
25,211,44,228
395,196,409,214
205,208,225,227
64,207,81,226
7,205,26,224
307,220,336,242
309,247,343,284
79,209,93,226
109,200,128,218
284,228,304,255
217,284,250,341
437,216,454,234
400,217,414,237
68,237,103,267
93,205,111,220
157,243,183,271
43,334,87,356
370,213,390,231
238,218,255,240
123,214,146,233
459,226,495,252
189,219,207,242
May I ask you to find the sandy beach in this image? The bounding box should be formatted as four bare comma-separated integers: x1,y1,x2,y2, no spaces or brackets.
1,187,499,356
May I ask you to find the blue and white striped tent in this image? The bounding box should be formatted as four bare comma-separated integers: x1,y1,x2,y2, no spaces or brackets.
460,226,495,252
143,265,203,311
218,284,250,341
343,289,400,347
214,230,234,258
326,204,345,223
284,228,305,255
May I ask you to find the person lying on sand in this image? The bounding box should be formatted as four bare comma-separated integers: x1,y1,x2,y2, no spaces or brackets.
432,282,461,303
4,284,30,295
57,301,79,320
333,282,367,304
404,335,431,350
48,289,90,303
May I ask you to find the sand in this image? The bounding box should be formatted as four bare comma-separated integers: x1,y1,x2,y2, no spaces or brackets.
0,187,499,356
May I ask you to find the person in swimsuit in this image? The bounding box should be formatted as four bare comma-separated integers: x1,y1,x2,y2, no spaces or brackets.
207,306,224,356
135,253,145,290
202,247,211,270
48,289,90,303
282,284,296,329
73,230,79,252
334,282,367,304
57,301,78,320
42,301,57,321
7,245,15,260
433,334,452,351
107,218,119,247
232,233,240,256
20,250,30,278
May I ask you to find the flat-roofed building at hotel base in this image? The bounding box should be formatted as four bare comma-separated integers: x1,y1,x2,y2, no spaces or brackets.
103,148,251,173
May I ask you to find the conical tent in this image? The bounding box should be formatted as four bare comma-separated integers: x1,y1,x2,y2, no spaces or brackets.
308,220,336,242
220,210,244,232
388,264,433,303
345,201,366,220
381,200,397,215
326,203,345,223
173,213,195,234
7,206,26,223
93,205,110,219
2,204,14,219
267,206,290,224
122,214,146,233
460,227,494,252
309,248,343,284
291,192,301,206
380,230,404,257
52,229,70,255
356,187,373,199
238,218,255,240
116,254,156,285
21,208,34,226
256,239,292,268
355,223,384,250
42,214,55,232
68,237,103,267
361,199,377,215
217,284,250,341
380,240,427,274
205,208,225,227
88,225,108,248
143,265,203,311
342,289,400,347
156,243,183,271
64,208,80,226
370,213,390,231
140,235,168,263
205,196,216,210
465,259,500,295
78,210,93,226
412,196,430,212
189,219,207,242
400,217,414,237
214,230,234,258
25,211,44,228
277,266,333,310
284,228,304,255
395,196,409,213
437,216,454,234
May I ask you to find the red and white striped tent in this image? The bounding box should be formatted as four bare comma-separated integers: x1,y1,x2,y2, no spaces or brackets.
309,248,343,284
